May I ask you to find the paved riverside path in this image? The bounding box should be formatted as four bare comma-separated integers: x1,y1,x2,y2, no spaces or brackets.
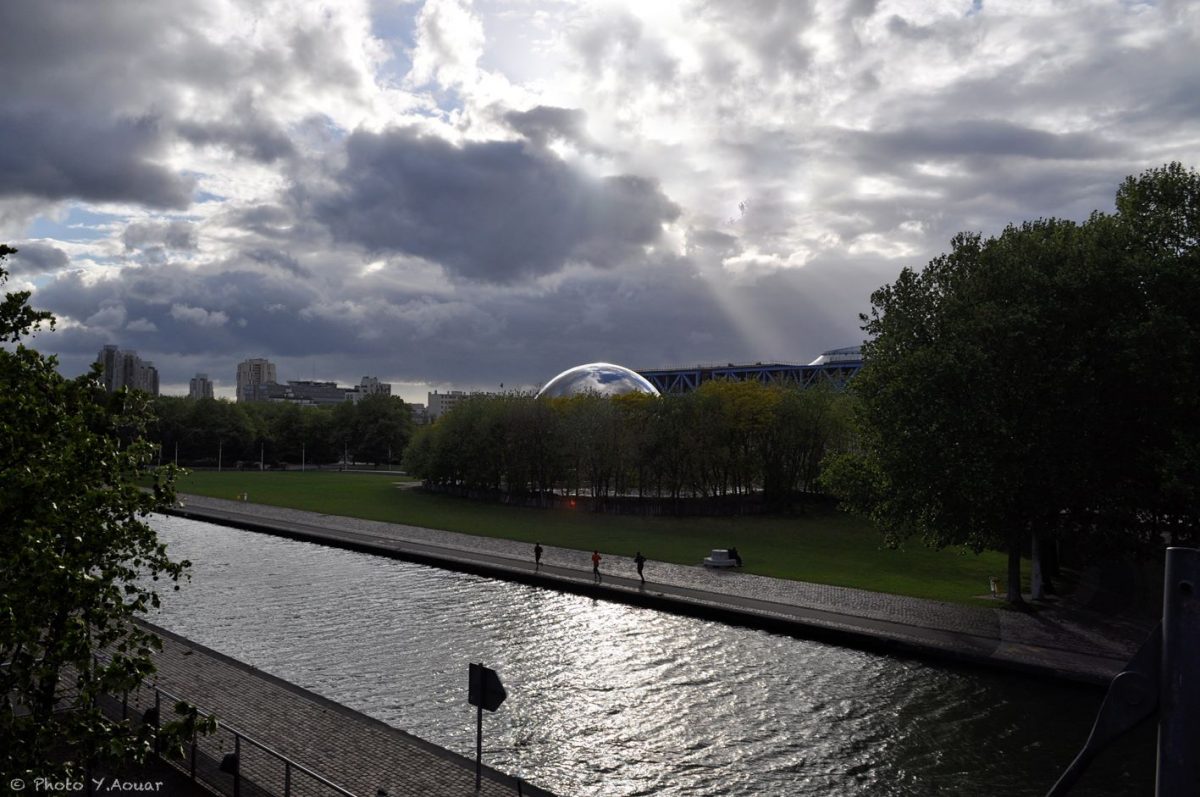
170,495,1156,686
134,623,553,797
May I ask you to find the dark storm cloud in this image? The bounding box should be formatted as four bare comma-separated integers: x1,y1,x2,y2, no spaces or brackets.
0,0,374,215
855,119,1118,163
177,117,296,163
504,106,590,149
313,127,680,281
5,242,70,275
123,221,198,252
34,261,325,361
0,110,193,209
393,254,884,387
27,240,880,395
243,248,310,277
228,204,297,238
819,157,1131,246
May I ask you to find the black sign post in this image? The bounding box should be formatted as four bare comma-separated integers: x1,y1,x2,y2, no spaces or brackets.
468,663,507,791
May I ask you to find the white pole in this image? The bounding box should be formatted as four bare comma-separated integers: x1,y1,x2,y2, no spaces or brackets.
260,442,264,472
218,441,222,472
302,442,306,472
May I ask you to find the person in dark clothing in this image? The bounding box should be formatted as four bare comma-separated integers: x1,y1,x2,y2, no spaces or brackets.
534,542,544,571
730,547,743,567
591,550,602,583
634,551,647,583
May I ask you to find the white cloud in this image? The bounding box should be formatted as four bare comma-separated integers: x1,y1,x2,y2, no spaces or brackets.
7,0,1198,393
170,303,229,327
84,301,127,330
408,0,486,89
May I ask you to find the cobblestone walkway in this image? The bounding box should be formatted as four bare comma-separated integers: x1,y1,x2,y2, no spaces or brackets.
174,495,1155,684
133,625,550,797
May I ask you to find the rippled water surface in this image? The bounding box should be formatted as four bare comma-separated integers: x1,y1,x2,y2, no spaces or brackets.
150,516,1153,796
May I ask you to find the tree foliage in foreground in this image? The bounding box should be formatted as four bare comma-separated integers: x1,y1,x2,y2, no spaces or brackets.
823,163,1200,604
0,246,206,780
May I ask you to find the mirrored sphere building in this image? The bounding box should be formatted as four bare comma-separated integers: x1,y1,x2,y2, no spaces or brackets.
536,362,662,399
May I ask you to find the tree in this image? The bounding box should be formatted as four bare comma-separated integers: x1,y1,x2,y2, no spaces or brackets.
824,164,1200,604
829,222,1110,603
0,246,205,780
188,397,253,467
351,394,415,467
1111,163,1200,547
763,384,852,505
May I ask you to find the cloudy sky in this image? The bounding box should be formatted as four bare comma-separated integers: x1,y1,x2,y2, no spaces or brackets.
2,0,1197,401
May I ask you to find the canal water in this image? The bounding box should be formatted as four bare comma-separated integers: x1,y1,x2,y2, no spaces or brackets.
149,515,1154,796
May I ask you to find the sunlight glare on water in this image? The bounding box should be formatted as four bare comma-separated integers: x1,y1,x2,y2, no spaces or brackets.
149,515,1153,797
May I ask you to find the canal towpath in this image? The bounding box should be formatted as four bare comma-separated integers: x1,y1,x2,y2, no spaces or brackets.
167,495,1157,687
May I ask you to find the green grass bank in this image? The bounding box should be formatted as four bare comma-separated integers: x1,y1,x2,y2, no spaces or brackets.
171,470,1017,605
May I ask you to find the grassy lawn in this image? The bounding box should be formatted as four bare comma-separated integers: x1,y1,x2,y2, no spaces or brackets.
172,470,1018,605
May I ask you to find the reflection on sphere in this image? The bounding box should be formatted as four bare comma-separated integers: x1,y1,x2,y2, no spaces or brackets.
536,362,661,399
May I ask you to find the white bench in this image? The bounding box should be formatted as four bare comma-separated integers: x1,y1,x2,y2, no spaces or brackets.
703,549,738,568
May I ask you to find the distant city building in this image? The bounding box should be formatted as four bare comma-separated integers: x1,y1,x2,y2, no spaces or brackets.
409,403,428,425
636,347,863,394
427,390,468,421
98,345,120,392
189,373,214,400
427,389,496,421
96,344,158,395
348,376,392,403
275,380,351,406
235,361,398,407
236,358,277,402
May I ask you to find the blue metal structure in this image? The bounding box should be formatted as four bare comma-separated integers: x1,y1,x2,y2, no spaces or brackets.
636,346,862,395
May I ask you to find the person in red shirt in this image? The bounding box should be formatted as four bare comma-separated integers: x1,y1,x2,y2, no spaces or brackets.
591,550,602,583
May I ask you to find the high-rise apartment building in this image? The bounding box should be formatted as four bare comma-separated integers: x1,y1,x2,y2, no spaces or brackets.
96,345,159,395
98,344,121,392
236,358,277,402
189,373,214,400
137,359,159,396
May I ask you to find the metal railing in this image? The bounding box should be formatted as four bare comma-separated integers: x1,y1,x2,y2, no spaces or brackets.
108,685,359,797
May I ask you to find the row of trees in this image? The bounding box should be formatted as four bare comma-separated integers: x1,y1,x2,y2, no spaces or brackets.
151,392,415,468
403,380,854,510
824,163,1200,604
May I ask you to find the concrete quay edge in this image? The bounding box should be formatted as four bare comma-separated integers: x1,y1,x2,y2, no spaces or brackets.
162,503,1126,689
